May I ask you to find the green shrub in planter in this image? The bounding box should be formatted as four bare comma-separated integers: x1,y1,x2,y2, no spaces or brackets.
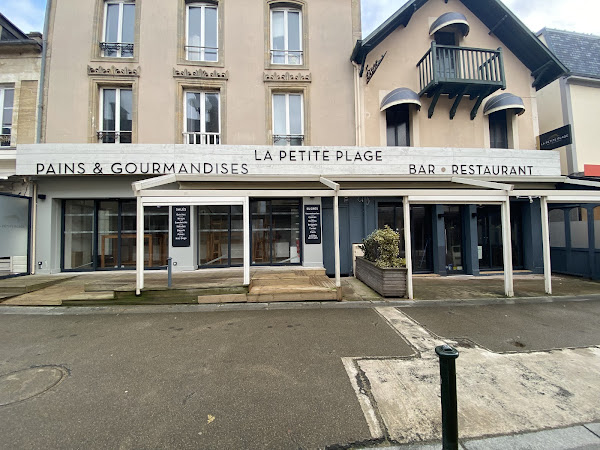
361,225,406,269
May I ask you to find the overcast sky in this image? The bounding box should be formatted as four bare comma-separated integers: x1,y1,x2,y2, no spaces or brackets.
3,0,600,37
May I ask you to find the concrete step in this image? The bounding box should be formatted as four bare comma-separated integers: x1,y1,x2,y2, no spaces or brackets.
65,292,116,302
198,293,248,304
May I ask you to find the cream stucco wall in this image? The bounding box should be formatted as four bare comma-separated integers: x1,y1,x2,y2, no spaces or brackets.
361,0,537,150
536,78,568,174
569,82,600,173
43,0,358,146
0,51,41,146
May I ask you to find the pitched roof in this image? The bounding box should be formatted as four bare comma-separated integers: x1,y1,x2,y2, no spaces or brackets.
538,28,600,80
0,13,31,41
351,0,567,90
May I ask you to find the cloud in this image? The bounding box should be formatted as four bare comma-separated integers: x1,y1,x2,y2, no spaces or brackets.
2,0,45,34
362,0,600,38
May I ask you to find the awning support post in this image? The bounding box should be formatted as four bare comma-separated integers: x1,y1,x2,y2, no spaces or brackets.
243,196,250,286
540,196,552,294
136,196,144,296
403,197,413,299
501,198,514,297
334,191,342,300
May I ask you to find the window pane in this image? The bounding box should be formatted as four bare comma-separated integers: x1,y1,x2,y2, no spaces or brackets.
272,199,300,263
63,200,94,270
569,207,588,248
102,89,116,131
105,4,119,42
289,94,302,135
199,205,230,266
188,7,202,61
271,10,285,63
594,207,600,249
186,92,201,132
205,6,218,61
549,209,566,247
121,4,135,43
3,88,14,110
273,94,286,135
204,93,219,133
287,11,301,51
119,89,132,132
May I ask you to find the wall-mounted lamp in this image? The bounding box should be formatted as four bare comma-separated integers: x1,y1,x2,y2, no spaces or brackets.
37,194,46,200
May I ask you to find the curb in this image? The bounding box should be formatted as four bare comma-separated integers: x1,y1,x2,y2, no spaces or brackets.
1,294,600,315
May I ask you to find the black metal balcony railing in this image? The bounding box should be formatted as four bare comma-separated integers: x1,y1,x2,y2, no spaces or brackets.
99,42,134,57
183,132,220,145
417,42,506,119
185,45,218,61
270,49,303,65
97,131,132,143
273,134,304,146
0,134,11,147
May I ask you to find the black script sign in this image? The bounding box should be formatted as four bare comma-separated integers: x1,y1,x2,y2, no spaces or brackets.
365,51,387,84
172,206,190,247
539,125,572,150
304,205,321,244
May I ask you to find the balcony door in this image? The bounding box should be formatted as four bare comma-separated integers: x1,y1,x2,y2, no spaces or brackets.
434,32,457,79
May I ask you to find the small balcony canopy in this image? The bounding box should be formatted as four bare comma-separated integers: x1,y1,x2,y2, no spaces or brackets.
483,93,525,116
380,88,421,111
429,12,470,37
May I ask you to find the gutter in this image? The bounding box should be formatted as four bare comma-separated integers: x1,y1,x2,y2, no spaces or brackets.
36,0,52,144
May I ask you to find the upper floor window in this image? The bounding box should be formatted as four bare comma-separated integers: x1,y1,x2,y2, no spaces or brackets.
98,87,132,143
186,3,218,62
489,111,508,149
101,0,135,58
270,8,302,65
386,105,410,147
272,93,303,146
184,91,220,144
0,86,14,147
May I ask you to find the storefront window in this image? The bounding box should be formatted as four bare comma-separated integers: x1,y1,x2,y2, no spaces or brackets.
63,199,168,271
569,207,588,248
595,207,600,250
251,199,301,265
63,200,95,270
549,209,566,247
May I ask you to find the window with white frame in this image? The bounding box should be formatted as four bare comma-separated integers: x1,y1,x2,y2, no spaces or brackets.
186,3,218,62
98,87,133,143
270,7,302,65
184,91,220,144
272,93,303,145
0,86,14,147
101,0,135,57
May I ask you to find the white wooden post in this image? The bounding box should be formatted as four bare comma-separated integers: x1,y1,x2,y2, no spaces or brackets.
136,196,144,295
540,196,552,294
243,196,250,286
334,192,341,300
403,197,413,299
501,199,514,297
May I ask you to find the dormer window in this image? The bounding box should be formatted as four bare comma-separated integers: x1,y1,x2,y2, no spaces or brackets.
270,7,303,65
100,0,135,58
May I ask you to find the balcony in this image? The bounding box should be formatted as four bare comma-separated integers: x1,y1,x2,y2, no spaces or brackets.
97,131,132,144
183,132,220,145
99,42,134,58
273,134,304,146
0,134,12,147
417,43,506,119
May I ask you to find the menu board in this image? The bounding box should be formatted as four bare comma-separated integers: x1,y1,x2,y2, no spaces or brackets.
304,205,321,244
172,205,190,247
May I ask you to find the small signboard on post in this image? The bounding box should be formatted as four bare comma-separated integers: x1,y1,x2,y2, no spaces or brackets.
172,205,190,247
539,125,572,150
304,205,321,244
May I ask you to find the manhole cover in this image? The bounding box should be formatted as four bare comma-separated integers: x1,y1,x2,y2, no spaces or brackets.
0,366,67,406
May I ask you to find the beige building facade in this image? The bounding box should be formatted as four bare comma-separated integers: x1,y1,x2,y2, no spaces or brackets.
537,29,600,176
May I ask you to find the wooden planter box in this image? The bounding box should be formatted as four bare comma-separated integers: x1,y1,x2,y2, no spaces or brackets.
355,256,407,298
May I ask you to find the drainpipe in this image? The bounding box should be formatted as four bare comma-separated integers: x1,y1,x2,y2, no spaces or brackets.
31,181,37,274
352,62,363,146
36,0,52,144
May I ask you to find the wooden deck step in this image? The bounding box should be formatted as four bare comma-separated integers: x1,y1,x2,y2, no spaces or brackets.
198,293,248,304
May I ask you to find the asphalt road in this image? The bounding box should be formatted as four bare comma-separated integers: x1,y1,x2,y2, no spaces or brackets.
0,308,411,449
400,298,600,352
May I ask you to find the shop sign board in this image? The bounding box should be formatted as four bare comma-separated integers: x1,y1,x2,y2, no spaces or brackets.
17,144,562,177
539,125,572,150
304,205,321,244
172,206,190,247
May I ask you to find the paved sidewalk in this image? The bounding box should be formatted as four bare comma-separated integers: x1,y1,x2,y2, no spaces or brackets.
358,422,600,449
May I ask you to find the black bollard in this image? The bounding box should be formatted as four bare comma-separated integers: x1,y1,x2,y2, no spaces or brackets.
167,257,172,288
435,344,459,450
